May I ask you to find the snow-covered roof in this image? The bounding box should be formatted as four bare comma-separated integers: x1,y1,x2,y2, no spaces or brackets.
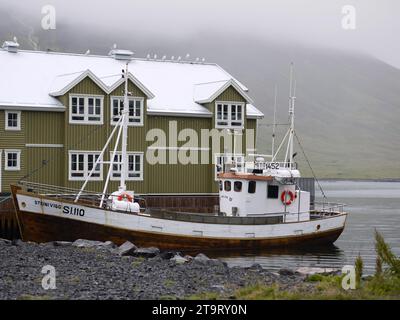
246,104,264,118
49,70,155,98
49,70,108,96
194,79,254,104
0,48,263,118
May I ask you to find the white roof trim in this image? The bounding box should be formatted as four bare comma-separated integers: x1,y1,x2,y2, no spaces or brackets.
107,72,155,99
49,70,155,99
247,114,264,119
25,144,64,148
0,103,65,112
194,79,254,104
49,70,109,97
246,103,264,119
147,110,212,118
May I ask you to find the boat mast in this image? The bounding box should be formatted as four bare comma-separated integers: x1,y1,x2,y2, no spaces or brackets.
271,85,278,157
284,63,296,168
120,62,129,192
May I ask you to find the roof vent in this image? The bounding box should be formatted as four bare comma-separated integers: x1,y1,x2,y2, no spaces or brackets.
108,47,134,60
2,38,20,53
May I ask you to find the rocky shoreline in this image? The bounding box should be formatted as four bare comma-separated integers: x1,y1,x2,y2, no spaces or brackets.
0,238,337,300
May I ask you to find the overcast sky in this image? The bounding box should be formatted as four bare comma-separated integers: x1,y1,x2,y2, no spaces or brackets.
2,0,400,68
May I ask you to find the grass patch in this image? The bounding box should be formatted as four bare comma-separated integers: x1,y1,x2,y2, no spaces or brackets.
191,275,400,300
163,279,176,288
187,292,220,300
159,295,178,300
187,231,400,300
131,257,145,268
18,294,52,300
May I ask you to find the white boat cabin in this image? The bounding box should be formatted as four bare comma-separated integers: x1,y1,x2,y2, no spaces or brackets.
217,159,310,222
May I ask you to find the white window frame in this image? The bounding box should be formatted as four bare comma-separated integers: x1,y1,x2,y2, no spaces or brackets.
214,153,244,180
5,110,21,131
110,96,144,126
215,101,244,129
109,152,144,181
68,151,103,181
4,149,21,171
69,94,104,125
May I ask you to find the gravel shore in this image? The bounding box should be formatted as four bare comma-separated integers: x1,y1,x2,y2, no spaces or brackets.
0,238,316,300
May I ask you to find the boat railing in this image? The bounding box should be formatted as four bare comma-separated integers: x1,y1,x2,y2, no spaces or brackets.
16,181,148,209
222,161,298,174
17,181,103,198
249,161,298,171
311,202,346,216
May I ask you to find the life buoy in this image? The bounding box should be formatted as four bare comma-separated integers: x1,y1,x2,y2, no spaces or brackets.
117,192,133,202
281,190,295,206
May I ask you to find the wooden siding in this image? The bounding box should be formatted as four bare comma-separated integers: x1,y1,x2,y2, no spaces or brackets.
24,111,64,144
25,147,64,186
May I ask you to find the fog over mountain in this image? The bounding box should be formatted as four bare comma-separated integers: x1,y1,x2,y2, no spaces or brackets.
1,1,399,179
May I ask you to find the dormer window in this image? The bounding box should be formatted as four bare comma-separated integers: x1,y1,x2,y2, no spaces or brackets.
111,96,144,126
215,102,244,128
69,95,103,124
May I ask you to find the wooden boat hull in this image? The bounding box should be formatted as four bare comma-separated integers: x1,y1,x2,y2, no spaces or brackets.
14,209,344,251
11,186,347,252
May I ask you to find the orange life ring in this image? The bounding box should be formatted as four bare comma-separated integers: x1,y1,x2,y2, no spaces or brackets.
281,190,295,206
117,192,133,202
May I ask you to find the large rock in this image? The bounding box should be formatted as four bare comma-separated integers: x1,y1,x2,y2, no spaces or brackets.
159,251,178,260
296,267,340,276
192,253,226,267
193,253,210,263
249,263,263,270
53,241,73,247
133,247,160,258
11,239,25,246
170,254,188,264
208,259,227,268
0,238,11,245
102,241,117,250
72,239,116,249
117,241,137,256
278,268,297,276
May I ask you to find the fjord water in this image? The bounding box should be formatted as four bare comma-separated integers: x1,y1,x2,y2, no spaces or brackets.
219,181,400,274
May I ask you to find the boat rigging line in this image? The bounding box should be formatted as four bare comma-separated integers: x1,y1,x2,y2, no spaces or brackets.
294,130,328,200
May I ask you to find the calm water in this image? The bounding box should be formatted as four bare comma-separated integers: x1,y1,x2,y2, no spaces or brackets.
218,181,400,274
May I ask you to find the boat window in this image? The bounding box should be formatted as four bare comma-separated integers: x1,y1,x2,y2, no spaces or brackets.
248,181,256,194
234,181,242,192
267,185,279,199
224,181,231,191
219,181,223,191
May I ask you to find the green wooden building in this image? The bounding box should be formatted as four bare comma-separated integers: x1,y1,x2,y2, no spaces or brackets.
0,40,264,196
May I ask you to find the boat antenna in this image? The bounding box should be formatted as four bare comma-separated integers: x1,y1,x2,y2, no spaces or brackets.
271,85,278,157
284,62,296,167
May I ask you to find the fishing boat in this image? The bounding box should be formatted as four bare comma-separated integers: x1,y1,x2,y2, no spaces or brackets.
11,64,347,251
